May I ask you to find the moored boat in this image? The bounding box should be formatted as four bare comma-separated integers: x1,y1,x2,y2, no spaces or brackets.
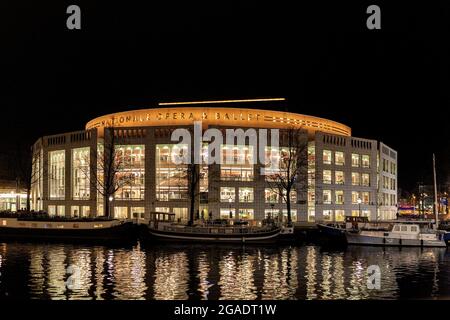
0,215,137,243
145,212,281,244
345,222,446,247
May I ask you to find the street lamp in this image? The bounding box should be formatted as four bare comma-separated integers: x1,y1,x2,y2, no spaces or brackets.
357,197,362,217
109,195,114,218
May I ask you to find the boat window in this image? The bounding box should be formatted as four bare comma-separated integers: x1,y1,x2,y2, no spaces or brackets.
401,226,407,232
2,220,6,226
411,226,418,232
394,226,400,232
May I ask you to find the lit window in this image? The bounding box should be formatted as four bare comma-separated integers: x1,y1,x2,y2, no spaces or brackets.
351,154,360,167
156,144,187,201
221,145,254,181
335,190,344,204
72,147,90,200
362,155,370,168
114,207,128,219
282,209,297,222
335,171,345,185
220,187,236,202
238,209,254,220
323,150,332,165
220,208,235,219
362,192,370,204
335,151,345,166
239,188,254,203
362,174,370,187
335,210,345,221
115,145,145,200
265,189,279,203
352,172,360,186
323,170,332,184
49,150,65,200
352,191,360,204
323,190,332,204
323,210,333,221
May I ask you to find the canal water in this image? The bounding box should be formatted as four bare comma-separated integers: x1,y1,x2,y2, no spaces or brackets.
0,241,449,300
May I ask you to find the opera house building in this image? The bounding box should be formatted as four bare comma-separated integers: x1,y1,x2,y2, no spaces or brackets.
30,99,398,223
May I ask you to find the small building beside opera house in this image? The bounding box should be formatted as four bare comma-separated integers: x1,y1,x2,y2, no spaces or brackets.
30,99,398,223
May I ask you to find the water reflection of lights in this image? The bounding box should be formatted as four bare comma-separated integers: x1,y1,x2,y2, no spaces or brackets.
219,252,257,300
154,252,189,300
305,246,317,300
197,253,211,300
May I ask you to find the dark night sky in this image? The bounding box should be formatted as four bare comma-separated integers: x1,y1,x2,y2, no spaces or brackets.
0,0,449,191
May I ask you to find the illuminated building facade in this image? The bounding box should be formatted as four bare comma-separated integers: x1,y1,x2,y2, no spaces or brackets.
30,99,397,222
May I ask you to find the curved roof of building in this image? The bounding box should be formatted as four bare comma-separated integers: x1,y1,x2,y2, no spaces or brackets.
86,105,351,137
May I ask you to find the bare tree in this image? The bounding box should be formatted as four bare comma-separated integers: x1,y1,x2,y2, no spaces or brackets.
264,127,308,226
12,143,44,212
86,127,135,218
187,162,200,226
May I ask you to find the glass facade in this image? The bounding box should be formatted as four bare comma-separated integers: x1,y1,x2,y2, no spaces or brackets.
156,144,188,201
115,145,145,200
323,150,332,164
49,150,65,200
72,147,90,200
221,145,254,181
220,187,235,202
238,187,254,203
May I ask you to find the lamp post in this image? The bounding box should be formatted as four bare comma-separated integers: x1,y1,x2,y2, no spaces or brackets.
109,195,114,218
229,196,233,219
357,197,362,217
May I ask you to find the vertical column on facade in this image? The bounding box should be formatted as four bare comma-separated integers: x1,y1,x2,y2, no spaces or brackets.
64,136,71,218
145,128,156,217
90,130,98,217
42,144,49,213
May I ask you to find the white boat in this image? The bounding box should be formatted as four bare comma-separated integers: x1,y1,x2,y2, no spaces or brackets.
345,222,447,247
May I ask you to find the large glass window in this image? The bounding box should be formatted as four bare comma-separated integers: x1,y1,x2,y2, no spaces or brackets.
156,144,188,201
335,151,345,166
239,188,254,203
220,208,236,219
335,171,345,185
281,189,297,203
221,145,254,181
72,147,90,200
131,207,145,219
265,189,279,203
323,170,332,184
238,209,254,220
352,172,360,186
281,210,298,222
362,192,370,204
323,210,333,221
335,210,345,221
49,150,65,200
173,208,188,222
323,150,332,165
115,145,145,200
220,187,235,202
335,190,344,204
114,207,128,219
351,154,360,167
323,190,332,204
362,173,370,187
265,209,280,219
362,155,370,168
352,191,360,204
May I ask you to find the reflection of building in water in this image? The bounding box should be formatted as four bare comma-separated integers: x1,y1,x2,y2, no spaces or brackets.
93,247,106,300
111,248,147,300
197,253,211,300
67,249,92,300
28,247,45,297
305,246,317,299
46,247,67,300
154,252,189,300
320,255,332,299
218,252,257,300
262,248,298,299
332,255,346,299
